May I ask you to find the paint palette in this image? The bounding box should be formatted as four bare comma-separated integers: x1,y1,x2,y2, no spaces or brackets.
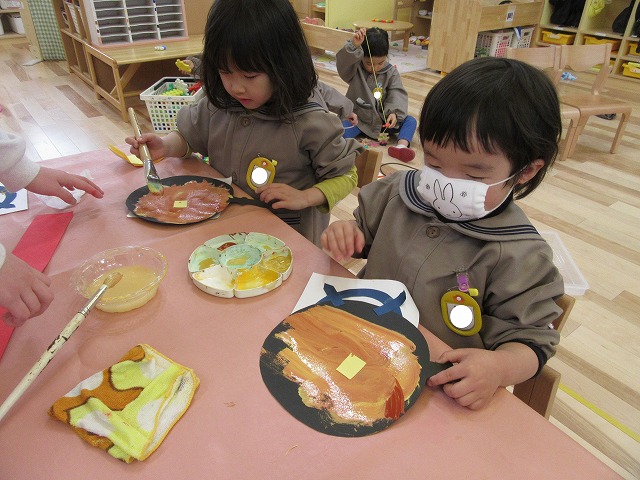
188,232,293,298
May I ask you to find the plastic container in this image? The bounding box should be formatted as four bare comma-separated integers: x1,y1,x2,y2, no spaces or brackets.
540,231,589,296
72,246,168,313
475,30,514,58
510,26,534,49
583,35,621,52
140,77,204,133
7,13,23,34
541,30,575,45
621,62,640,79
627,41,639,56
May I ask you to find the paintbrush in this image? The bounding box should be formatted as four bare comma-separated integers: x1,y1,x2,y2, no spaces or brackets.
0,271,123,422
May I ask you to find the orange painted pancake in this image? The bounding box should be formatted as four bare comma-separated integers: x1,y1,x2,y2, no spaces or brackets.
134,180,229,224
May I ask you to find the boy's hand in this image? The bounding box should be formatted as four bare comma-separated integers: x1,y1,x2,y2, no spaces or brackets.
125,133,166,161
346,112,358,126
427,348,506,410
321,220,365,262
353,28,367,47
0,254,53,327
26,167,104,205
386,113,398,128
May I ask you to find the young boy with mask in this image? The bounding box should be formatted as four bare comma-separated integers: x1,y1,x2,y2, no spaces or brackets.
321,57,564,410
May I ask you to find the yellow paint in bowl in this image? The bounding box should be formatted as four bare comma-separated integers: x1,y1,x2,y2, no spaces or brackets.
88,265,159,312
72,246,168,313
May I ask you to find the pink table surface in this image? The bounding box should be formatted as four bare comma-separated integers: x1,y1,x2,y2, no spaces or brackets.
0,149,620,479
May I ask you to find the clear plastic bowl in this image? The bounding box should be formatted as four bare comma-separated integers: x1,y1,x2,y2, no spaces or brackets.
71,246,168,312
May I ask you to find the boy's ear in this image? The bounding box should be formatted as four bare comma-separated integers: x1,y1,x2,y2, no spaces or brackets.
516,159,544,184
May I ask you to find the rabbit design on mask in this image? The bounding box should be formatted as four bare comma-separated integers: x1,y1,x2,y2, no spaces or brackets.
432,179,462,219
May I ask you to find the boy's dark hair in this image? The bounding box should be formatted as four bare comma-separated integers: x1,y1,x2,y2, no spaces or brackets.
419,57,561,199
201,0,317,119
363,27,389,57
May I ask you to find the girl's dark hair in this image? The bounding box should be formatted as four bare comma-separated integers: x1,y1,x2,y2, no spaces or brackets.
201,0,317,119
364,27,389,57
419,57,562,199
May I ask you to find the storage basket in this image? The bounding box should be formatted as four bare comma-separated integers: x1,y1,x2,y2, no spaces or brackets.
509,26,534,48
541,30,575,45
621,62,640,79
0,1,23,8
584,35,621,52
140,77,204,133
475,30,514,58
628,41,639,56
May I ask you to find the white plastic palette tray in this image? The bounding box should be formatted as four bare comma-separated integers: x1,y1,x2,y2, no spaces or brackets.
540,231,589,296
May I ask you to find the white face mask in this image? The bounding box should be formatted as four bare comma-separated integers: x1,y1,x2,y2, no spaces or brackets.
416,165,516,221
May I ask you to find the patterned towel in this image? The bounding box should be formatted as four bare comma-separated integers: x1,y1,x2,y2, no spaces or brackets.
50,345,199,463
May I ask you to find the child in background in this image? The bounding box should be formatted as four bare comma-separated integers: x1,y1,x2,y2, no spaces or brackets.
336,27,417,162
127,0,361,245
0,129,104,327
321,57,564,410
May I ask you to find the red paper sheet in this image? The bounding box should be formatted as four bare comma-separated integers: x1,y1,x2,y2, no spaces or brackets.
0,212,74,360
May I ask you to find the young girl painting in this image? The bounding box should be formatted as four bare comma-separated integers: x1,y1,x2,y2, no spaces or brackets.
322,57,565,410
126,0,361,245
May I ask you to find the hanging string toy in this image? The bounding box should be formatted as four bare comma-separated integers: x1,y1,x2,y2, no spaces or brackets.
364,33,390,145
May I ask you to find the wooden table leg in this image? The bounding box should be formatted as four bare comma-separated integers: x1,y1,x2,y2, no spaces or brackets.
403,29,410,51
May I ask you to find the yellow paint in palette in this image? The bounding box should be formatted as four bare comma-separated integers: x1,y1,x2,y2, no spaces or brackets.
236,265,279,291
262,250,292,274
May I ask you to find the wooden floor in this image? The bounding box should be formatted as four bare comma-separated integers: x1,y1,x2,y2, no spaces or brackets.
1,36,639,478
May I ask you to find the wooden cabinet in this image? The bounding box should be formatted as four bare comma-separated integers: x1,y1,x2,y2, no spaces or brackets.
408,0,434,38
50,0,210,119
0,0,39,59
537,0,640,82
428,0,543,73
68,0,187,47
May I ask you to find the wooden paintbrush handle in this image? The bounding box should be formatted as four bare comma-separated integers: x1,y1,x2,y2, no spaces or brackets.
0,283,109,422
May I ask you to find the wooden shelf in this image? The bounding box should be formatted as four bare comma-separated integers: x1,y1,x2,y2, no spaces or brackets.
428,0,543,73
0,7,25,39
537,0,640,83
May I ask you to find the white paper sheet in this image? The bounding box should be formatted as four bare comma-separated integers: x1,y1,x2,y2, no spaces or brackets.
293,272,420,327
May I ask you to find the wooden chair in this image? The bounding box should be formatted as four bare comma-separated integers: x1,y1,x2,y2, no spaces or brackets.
354,148,383,188
505,46,580,161
558,43,632,157
513,293,575,419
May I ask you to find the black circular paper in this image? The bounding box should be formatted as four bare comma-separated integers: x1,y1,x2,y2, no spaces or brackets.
125,175,233,224
259,300,432,437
